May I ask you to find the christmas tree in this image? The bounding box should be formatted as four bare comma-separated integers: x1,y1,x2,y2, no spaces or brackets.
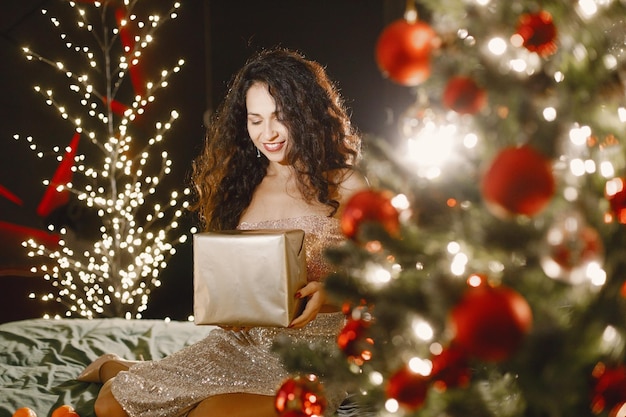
13,0,190,319
275,1,626,416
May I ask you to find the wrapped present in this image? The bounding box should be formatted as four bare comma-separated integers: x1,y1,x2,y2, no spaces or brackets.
193,229,308,327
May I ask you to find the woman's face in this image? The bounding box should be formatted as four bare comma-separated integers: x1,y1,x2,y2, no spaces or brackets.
246,82,290,164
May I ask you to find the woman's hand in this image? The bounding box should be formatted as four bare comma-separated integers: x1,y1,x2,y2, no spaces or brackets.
289,281,326,329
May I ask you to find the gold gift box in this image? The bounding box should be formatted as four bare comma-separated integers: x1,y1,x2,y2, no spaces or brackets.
193,229,308,327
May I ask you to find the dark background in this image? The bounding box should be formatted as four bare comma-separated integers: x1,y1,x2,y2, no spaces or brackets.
0,0,413,323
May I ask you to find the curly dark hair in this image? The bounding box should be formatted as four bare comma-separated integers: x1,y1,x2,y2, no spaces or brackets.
190,47,361,231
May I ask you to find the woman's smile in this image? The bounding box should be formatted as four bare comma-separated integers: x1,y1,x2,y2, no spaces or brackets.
263,141,286,152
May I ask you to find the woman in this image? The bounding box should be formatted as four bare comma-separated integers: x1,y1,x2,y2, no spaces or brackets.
85,47,368,417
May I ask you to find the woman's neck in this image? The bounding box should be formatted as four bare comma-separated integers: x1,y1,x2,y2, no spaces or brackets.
265,161,295,179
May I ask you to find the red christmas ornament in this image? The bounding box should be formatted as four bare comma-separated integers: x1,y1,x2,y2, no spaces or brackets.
51,405,80,417
591,363,626,415
540,212,604,284
386,365,430,410
481,145,555,218
430,345,472,391
337,316,374,364
450,280,533,362
605,177,626,224
275,374,327,417
12,408,37,417
375,18,437,86
514,11,558,57
442,76,487,115
340,189,400,241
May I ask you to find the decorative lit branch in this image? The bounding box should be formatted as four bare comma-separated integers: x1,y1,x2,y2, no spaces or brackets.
15,1,189,319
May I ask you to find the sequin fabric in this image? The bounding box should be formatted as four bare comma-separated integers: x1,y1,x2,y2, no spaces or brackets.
111,215,348,417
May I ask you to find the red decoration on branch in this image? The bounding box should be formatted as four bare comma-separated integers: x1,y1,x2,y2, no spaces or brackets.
514,11,558,57
540,213,604,284
591,363,626,415
442,76,487,115
337,316,374,364
36,132,80,218
450,277,533,362
340,189,400,241
0,221,60,248
0,183,23,205
430,345,472,391
275,374,327,417
605,177,626,224
481,145,555,218
102,96,130,116
386,365,430,410
375,18,437,86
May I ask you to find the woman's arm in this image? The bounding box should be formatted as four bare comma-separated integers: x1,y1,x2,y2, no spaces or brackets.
289,170,369,329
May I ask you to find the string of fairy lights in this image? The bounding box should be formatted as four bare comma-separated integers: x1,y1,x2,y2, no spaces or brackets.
14,0,192,319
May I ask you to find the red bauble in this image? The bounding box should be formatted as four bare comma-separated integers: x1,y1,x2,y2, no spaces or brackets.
540,212,604,284
481,145,555,218
430,345,472,391
375,18,437,86
12,408,37,417
605,177,626,224
450,282,533,362
386,365,430,410
340,189,400,241
591,363,626,415
275,374,327,417
442,76,487,115
337,317,374,364
514,11,558,57
51,405,80,417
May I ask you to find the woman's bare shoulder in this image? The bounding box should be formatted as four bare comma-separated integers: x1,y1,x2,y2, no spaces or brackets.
335,168,369,201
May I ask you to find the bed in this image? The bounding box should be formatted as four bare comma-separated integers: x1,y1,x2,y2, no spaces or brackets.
0,318,215,417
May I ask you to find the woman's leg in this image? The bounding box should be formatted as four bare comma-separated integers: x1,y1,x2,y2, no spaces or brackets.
94,378,129,417
77,355,138,383
188,393,277,417
99,361,131,383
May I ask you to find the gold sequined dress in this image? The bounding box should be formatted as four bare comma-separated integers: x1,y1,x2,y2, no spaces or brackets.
110,215,347,417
